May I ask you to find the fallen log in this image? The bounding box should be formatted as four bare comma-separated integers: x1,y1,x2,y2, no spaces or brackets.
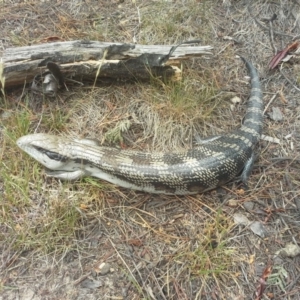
1,40,212,89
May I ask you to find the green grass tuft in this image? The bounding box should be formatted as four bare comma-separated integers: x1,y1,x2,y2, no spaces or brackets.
175,210,236,278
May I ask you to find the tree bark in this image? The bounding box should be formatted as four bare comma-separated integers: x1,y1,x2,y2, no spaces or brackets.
1,40,212,89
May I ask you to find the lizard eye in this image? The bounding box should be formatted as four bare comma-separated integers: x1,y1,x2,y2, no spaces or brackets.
45,150,68,162
33,146,68,162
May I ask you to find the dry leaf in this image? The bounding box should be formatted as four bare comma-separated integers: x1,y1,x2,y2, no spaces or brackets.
250,221,267,238
233,213,250,226
269,41,299,69
255,263,272,300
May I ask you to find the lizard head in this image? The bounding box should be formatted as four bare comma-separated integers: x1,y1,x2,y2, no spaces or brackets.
17,133,69,170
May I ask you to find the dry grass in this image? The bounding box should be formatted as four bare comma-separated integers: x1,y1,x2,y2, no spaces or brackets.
1,0,300,299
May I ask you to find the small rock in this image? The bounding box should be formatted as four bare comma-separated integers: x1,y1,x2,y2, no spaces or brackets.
250,221,267,238
230,96,241,111
230,96,241,104
98,262,111,275
228,199,239,207
277,243,300,258
243,201,254,211
268,107,283,121
233,213,250,226
81,278,103,289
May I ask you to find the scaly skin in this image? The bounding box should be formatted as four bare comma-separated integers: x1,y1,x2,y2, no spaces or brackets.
17,57,263,195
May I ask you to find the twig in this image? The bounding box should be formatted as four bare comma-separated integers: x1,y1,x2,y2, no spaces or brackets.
247,5,294,38
93,48,108,89
284,173,300,213
270,156,300,162
263,92,278,114
286,270,300,292
290,10,300,31
268,15,277,53
133,4,141,44
108,238,146,298
73,271,92,286
279,68,300,92
274,206,299,246
34,105,44,133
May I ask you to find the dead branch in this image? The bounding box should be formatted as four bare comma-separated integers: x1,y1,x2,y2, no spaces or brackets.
1,40,213,89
